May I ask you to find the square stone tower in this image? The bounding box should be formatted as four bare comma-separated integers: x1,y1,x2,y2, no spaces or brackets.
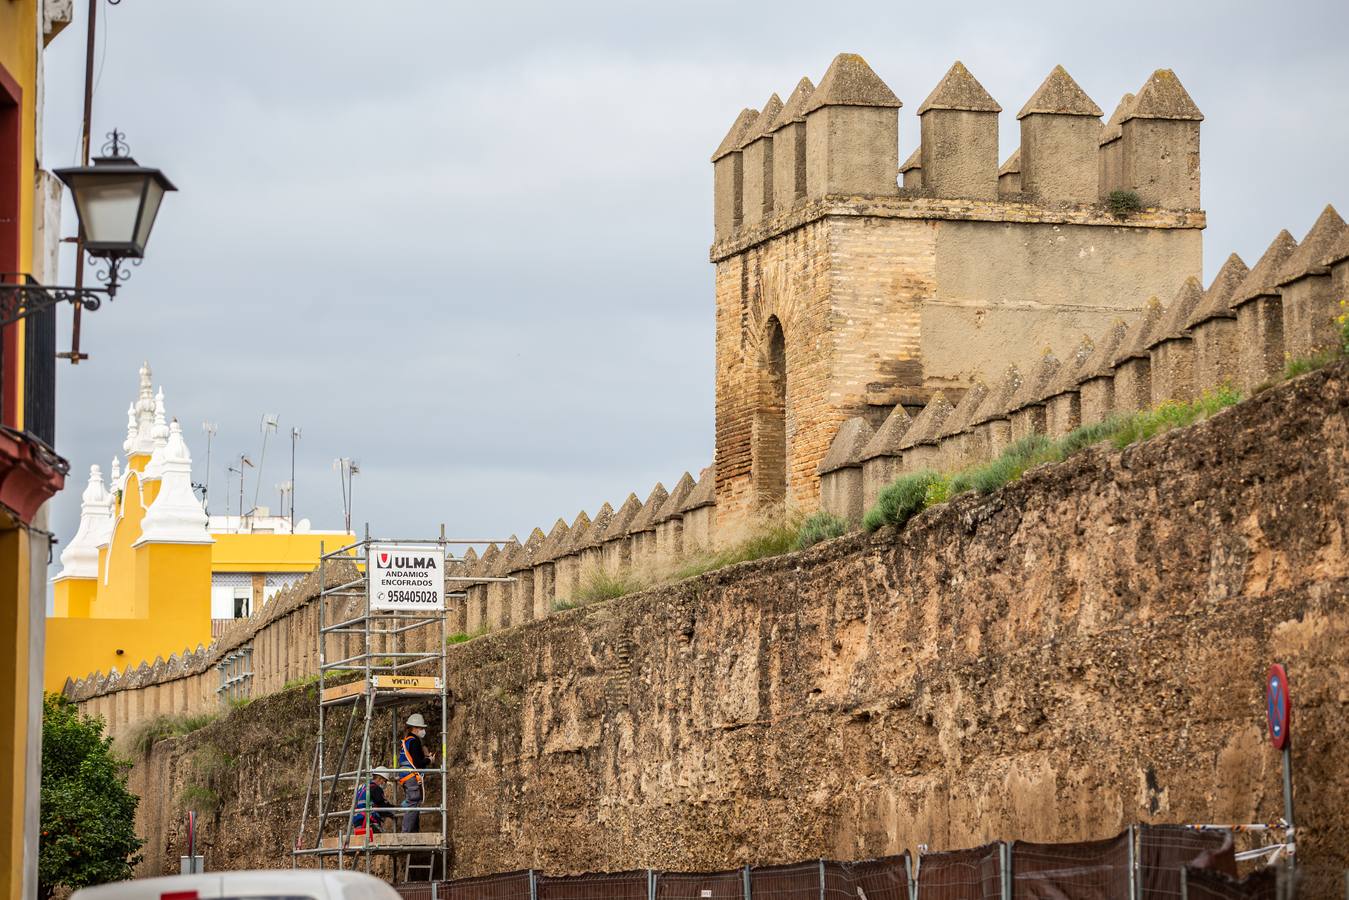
711,55,1204,533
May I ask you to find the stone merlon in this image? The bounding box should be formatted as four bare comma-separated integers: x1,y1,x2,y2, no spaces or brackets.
817,417,876,475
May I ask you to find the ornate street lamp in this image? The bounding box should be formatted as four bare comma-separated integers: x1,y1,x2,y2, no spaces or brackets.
0,130,176,327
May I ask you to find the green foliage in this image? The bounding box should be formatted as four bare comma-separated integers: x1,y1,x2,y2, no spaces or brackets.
1107,189,1142,218
949,434,1057,497
1057,416,1125,456
575,567,648,603
445,623,490,645
39,694,144,899
281,673,319,691
1108,386,1241,448
180,744,234,817
672,517,803,580
179,784,220,816
795,511,850,550
863,389,1244,533
1283,350,1340,380
124,710,218,757
863,470,942,532
550,599,581,612
922,477,951,507
1339,298,1349,354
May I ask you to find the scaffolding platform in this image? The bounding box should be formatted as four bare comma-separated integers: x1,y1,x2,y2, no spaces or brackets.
319,833,444,851
320,675,442,706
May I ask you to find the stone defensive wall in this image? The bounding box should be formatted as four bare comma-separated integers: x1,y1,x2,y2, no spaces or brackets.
62,465,725,738
64,200,1349,738
98,362,1348,877
818,205,1349,522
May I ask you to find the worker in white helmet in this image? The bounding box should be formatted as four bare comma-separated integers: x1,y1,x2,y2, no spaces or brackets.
395,712,436,833
352,767,398,835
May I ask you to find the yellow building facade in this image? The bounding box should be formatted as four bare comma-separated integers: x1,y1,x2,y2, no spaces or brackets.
1,3,71,899
47,363,354,691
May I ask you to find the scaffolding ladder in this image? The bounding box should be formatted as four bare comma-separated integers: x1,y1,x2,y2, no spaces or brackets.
292,535,464,880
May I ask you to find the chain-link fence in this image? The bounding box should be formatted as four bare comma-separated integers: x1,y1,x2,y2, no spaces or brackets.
538,871,653,900
1139,826,1236,900
1180,866,1277,900
913,843,1002,900
394,826,1338,900
1011,831,1132,899
827,856,912,900
655,869,747,900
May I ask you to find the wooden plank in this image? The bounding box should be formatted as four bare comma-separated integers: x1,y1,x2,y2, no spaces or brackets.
372,674,440,692
319,832,442,850
319,680,367,703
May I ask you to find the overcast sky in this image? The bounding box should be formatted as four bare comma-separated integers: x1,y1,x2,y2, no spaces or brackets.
40,0,1348,559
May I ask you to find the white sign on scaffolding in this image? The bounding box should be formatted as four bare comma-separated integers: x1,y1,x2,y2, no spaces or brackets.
367,543,444,611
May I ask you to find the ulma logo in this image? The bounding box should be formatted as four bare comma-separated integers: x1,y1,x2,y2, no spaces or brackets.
375,549,438,570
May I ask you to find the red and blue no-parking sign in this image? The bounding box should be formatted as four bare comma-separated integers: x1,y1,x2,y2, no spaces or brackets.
1265,664,1291,750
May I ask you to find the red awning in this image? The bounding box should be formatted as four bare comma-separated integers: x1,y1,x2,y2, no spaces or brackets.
0,425,67,525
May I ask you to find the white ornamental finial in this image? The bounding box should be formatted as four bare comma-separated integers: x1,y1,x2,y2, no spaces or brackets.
144,388,171,479
57,465,115,578
153,388,168,444
123,403,136,454
164,419,191,467
110,455,122,484
138,419,211,546
81,464,107,505
133,363,157,455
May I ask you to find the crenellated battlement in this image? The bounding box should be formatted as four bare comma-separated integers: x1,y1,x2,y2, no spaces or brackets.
818,207,1349,522
712,56,1204,255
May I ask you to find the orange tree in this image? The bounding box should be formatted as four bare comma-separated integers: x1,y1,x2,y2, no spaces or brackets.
39,694,144,898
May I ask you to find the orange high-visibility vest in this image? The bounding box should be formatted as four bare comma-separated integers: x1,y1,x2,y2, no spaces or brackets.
396,735,422,784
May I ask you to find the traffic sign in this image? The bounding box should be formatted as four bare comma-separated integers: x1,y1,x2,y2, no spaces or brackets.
1265,664,1291,750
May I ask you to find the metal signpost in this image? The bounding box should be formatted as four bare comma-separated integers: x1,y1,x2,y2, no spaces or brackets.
179,810,204,874
1265,663,1295,891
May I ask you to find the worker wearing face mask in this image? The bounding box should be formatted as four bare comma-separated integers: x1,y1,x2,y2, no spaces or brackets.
396,712,437,833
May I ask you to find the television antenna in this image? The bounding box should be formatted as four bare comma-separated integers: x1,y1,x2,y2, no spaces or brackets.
277,481,294,525
289,426,301,530
252,414,279,513
334,457,360,533
199,422,218,513
228,453,254,525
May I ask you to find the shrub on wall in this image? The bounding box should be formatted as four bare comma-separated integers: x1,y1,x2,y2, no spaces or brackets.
864,388,1245,534
796,511,849,549
863,470,943,532
1107,189,1142,218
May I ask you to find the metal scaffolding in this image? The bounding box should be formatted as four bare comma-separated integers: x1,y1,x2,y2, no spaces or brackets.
291,534,487,881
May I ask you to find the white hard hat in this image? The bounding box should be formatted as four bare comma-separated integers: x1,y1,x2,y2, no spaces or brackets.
406,713,427,728
372,767,398,781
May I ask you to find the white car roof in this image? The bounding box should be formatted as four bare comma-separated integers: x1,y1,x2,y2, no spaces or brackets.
70,870,402,900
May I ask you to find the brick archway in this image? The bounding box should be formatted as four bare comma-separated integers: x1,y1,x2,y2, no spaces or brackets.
751,315,787,512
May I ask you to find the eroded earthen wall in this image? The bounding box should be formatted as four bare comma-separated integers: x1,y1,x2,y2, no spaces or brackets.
126,365,1349,879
